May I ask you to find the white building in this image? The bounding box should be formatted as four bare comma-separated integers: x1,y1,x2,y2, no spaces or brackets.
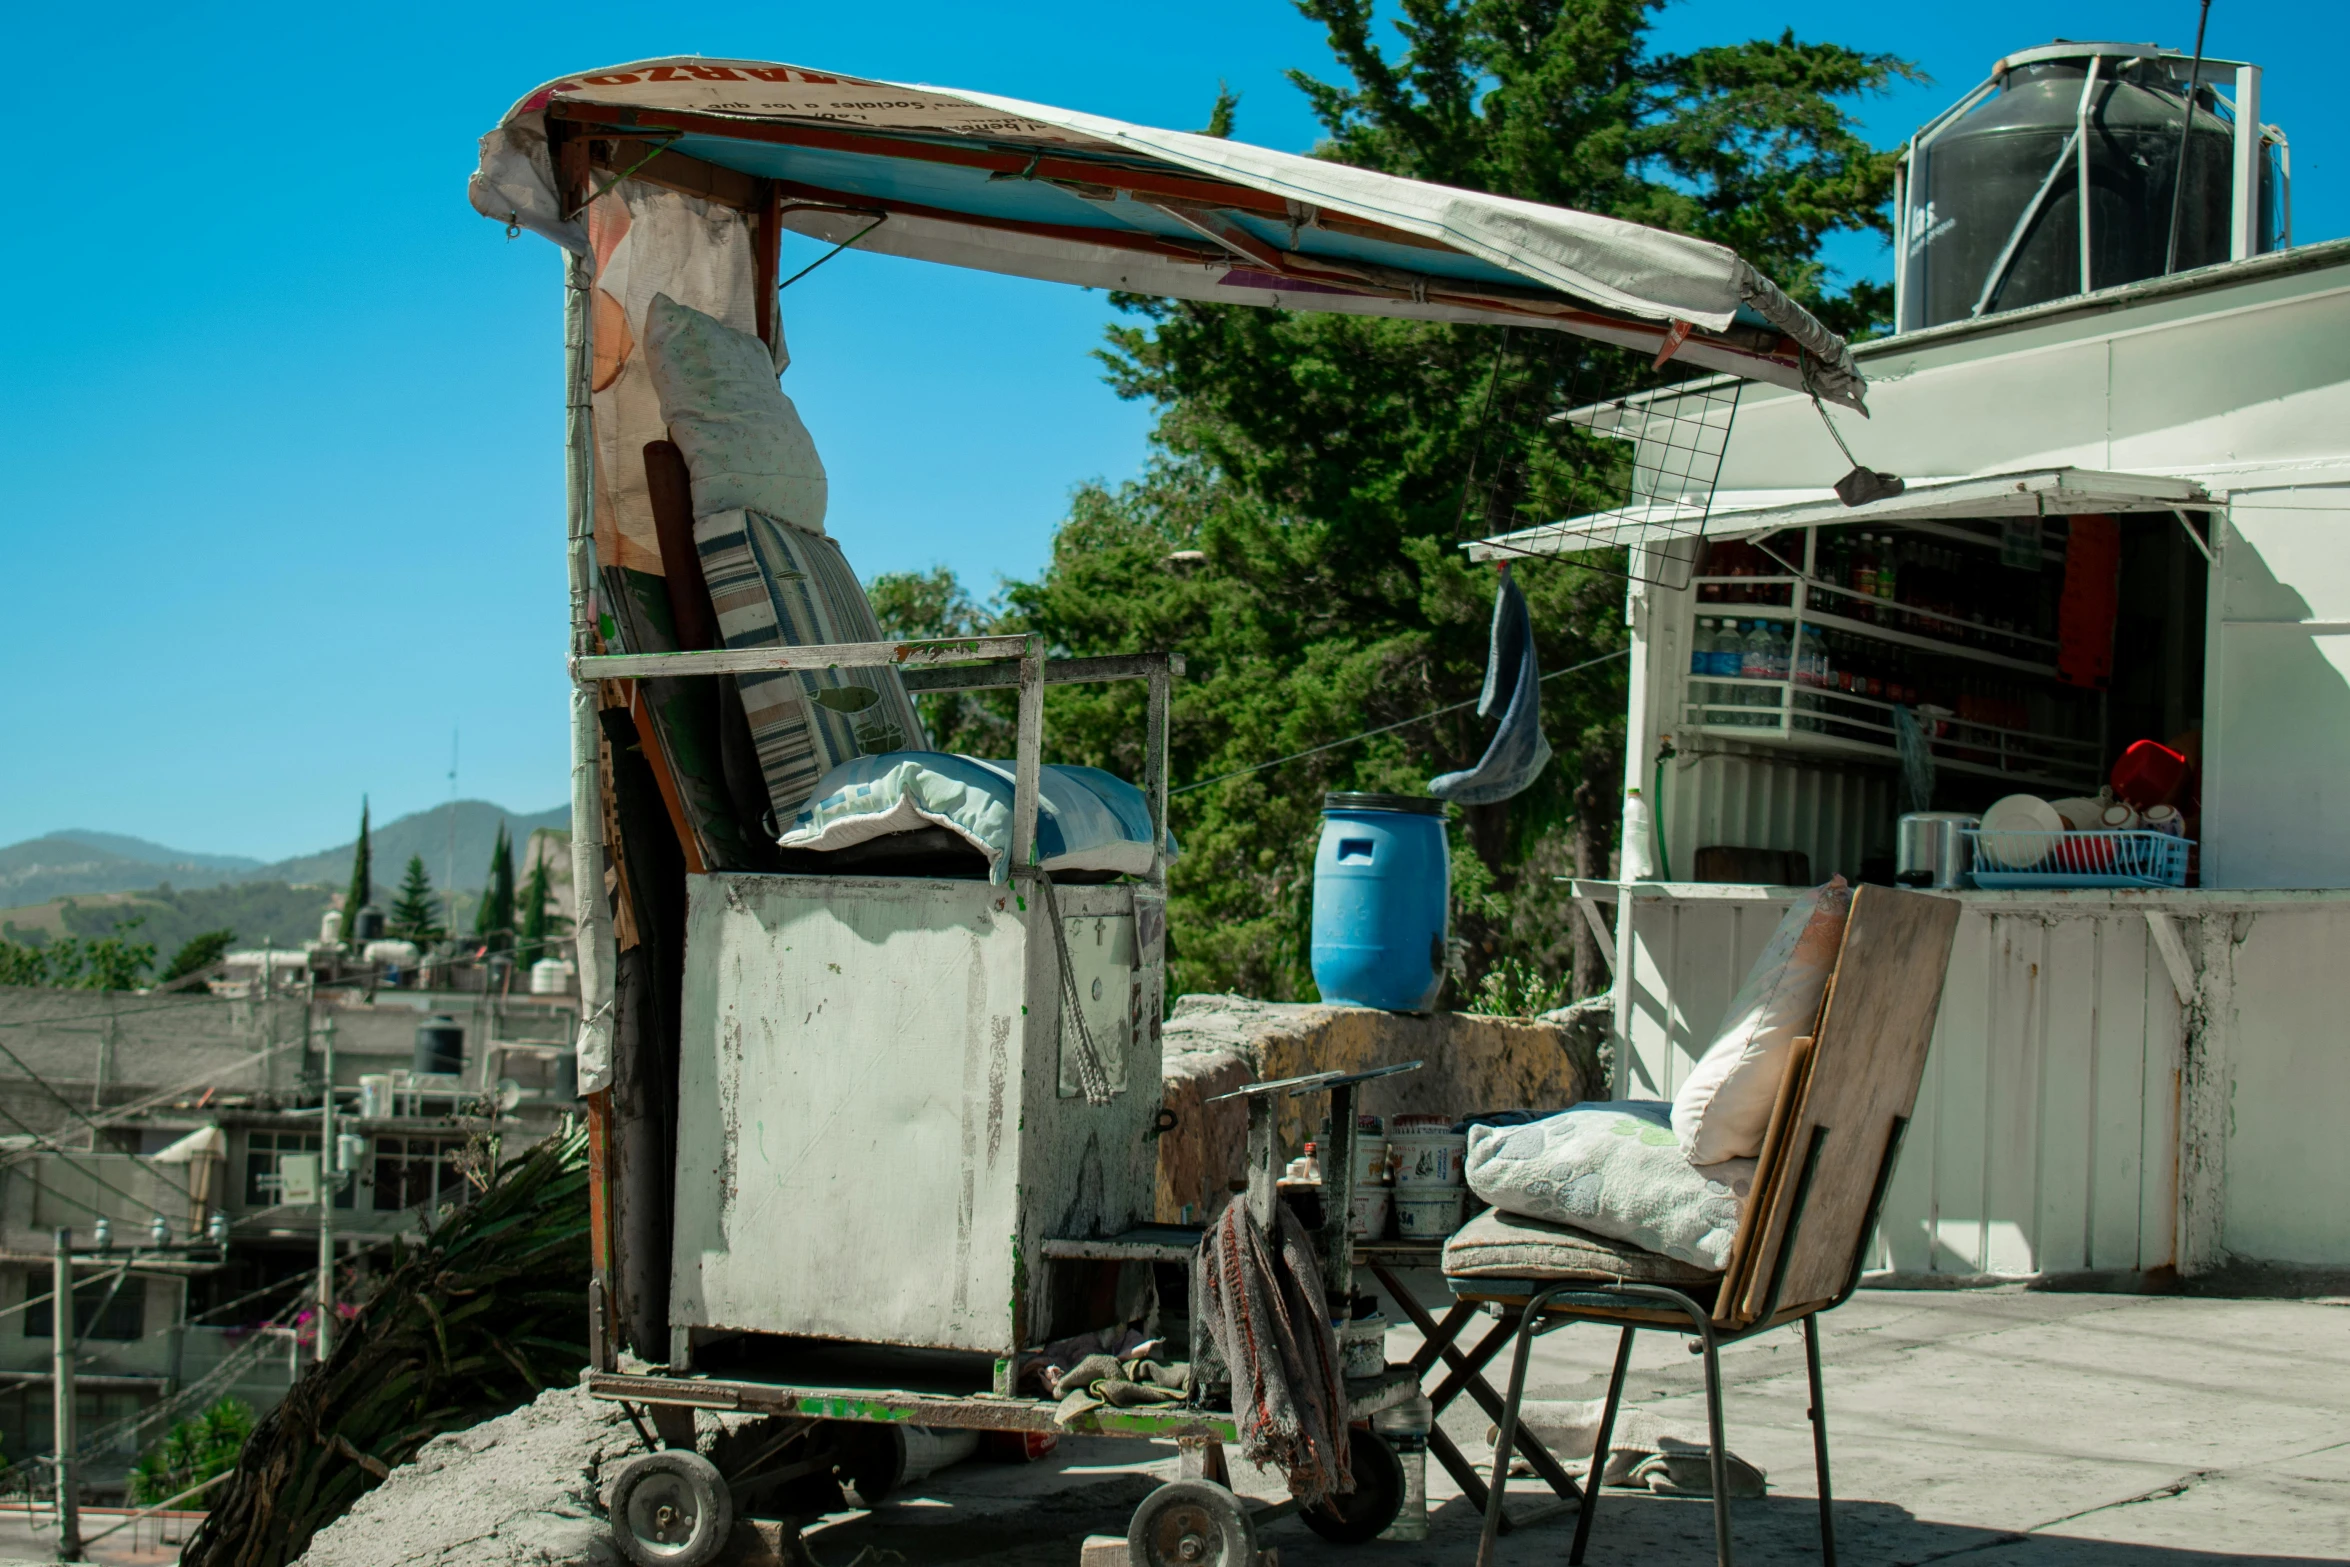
1478,235,2350,1287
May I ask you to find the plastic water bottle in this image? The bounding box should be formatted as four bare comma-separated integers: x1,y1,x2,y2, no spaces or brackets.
1374,1393,1433,1541
1740,621,1774,726
1713,619,1743,723
1690,620,1716,723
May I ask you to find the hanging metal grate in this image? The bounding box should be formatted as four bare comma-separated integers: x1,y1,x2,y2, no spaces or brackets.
1471,367,1744,589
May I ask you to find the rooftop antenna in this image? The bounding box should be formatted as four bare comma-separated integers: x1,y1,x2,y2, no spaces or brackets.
445,728,459,948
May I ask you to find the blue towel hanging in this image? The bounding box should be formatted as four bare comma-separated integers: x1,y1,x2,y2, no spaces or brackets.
1429,572,1553,805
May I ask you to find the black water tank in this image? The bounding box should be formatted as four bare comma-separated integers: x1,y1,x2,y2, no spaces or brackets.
414,1016,464,1076
1901,44,2263,331
351,904,387,942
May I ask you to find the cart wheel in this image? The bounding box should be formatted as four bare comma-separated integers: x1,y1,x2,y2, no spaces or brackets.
1299,1427,1405,1546
1128,1478,1258,1567
609,1450,734,1567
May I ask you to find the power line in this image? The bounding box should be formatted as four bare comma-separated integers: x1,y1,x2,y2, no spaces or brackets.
1172,646,1630,797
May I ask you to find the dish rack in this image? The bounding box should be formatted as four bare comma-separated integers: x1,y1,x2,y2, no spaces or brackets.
1965,829,2192,889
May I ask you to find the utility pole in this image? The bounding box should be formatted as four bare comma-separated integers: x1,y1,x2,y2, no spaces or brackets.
52,1227,80,1563
317,1011,337,1363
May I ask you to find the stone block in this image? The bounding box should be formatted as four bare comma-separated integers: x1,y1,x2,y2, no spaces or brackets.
1155,996,1601,1223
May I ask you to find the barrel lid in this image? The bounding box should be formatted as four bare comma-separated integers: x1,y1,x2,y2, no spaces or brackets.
1323,792,1446,816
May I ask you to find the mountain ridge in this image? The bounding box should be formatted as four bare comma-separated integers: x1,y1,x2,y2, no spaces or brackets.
0,801,570,907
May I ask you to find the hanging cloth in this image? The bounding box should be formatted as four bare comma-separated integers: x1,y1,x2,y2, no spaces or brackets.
1430,572,1553,804
1195,1200,1353,1506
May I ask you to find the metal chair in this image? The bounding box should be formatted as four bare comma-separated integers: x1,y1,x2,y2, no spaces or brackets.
1446,885,1962,1567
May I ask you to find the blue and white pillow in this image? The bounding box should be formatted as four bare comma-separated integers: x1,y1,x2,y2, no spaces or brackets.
1465,1101,1752,1271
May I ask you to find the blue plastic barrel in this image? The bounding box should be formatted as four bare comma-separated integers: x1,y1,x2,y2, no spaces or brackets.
1310,793,1450,1012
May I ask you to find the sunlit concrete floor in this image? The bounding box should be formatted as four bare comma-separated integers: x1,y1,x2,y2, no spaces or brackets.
805,1286,2350,1567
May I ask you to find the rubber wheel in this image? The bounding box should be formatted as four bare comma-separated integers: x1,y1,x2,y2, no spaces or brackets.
609,1450,735,1567
1128,1478,1258,1567
1299,1426,1406,1545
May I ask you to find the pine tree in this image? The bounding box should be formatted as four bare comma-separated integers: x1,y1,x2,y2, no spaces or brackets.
473,826,516,954
517,852,552,966
386,855,445,945
340,798,373,943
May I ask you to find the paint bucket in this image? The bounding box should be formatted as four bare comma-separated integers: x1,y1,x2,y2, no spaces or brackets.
1393,1189,1468,1240
1390,1130,1468,1188
1339,1311,1388,1378
1350,1187,1392,1241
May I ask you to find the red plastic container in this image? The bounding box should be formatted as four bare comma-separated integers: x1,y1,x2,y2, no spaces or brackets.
2111,740,2192,810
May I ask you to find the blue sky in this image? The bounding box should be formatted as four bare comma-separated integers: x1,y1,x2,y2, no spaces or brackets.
4,1,2343,861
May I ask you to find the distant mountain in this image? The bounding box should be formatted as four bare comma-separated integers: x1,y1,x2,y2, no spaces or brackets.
47,832,262,872
0,801,569,908
0,836,255,906
259,800,570,901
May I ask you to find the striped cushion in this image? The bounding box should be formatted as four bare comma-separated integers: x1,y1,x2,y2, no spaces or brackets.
1443,1207,1718,1285
695,508,930,822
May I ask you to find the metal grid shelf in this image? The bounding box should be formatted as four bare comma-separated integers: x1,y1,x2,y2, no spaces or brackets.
1693,577,2060,676
1681,681,2103,793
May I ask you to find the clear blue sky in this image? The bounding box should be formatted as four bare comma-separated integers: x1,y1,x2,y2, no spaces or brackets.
4,2,2342,861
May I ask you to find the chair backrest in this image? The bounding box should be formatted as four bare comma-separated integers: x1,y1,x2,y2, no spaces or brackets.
1715,885,1960,1329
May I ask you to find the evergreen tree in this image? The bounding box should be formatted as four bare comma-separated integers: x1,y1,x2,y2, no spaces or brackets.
341,798,373,942
386,856,445,945
473,826,516,954
958,1,1911,1001
161,929,238,985
516,847,570,966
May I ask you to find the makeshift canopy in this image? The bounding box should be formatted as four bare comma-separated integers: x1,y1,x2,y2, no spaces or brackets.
469,57,1866,409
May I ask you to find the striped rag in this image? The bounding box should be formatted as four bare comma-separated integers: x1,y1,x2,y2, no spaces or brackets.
1195,1199,1353,1506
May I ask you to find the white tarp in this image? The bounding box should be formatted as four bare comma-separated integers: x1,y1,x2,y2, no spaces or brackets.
469,58,1864,407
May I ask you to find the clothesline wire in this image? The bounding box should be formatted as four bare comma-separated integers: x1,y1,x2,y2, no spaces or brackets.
1171,647,1629,797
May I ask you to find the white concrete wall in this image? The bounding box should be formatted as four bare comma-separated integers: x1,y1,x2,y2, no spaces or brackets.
2204,486,2350,888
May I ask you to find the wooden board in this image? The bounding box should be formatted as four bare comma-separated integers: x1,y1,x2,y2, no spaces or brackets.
1728,886,1961,1327
1712,1030,1815,1327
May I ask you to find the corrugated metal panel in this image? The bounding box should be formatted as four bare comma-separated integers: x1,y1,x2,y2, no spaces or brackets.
1658,748,1893,885
1884,908,2180,1278
1622,891,2182,1280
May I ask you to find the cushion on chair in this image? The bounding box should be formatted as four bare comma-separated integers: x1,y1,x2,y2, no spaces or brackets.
1442,1208,1718,1286
1467,1101,1751,1270
1672,876,1851,1164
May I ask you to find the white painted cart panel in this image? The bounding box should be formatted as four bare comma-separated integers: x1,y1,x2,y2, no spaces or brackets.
670,874,1031,1354
669,870,1164,1358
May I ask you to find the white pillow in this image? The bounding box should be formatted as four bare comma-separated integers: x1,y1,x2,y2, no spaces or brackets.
1466,1103,1753,1271
1671,877,1851,1165
643,292,828,535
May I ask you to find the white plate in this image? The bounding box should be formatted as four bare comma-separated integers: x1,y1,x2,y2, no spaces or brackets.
1979,794,2065,870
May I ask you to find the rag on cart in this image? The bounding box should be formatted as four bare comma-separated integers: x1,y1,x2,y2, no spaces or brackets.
1195,1199,1354,1506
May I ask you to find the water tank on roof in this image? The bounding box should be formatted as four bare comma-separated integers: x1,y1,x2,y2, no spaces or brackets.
351,904,387,942
414,1016,465,1076
1898,41,2288,333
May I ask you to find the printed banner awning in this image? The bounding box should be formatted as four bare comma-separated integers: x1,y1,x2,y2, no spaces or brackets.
470,58,1866,408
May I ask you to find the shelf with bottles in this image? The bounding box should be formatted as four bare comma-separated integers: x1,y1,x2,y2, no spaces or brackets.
1693,524,2064,669
1680,617,2103,792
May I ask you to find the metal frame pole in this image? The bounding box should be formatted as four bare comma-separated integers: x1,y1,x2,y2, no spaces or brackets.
316,1013,337,1363
52,1227,79,1563
563,246,617,1109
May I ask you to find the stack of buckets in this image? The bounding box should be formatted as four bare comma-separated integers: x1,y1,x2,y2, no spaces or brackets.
1390,1114,1469,1239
